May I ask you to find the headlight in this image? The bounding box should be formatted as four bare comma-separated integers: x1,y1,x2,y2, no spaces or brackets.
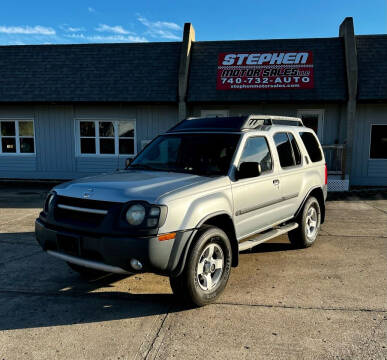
44,192,55,213
126,204,146,225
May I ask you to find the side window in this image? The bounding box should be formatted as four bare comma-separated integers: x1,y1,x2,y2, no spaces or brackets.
273,133,294,168
288,133,302,165
299,132,323,162
78,120,136,156
239,136,272,173
0,120,35,154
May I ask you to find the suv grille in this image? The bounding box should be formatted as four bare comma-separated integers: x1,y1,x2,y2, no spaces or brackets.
54,196,118,227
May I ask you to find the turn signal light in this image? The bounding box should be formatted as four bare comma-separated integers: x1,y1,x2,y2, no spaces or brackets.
158,232,176,241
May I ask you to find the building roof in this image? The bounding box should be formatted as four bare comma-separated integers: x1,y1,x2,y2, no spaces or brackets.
356,35,387,101
187,37,347,103
0,42,180,102
1,33,386,104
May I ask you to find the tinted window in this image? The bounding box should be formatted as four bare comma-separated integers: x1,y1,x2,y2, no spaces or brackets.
239,137,272,173
370,125,387,159
300,132,323,162
169,117,246,132
131,133,240,176
289,133,302,165
274,133,294,168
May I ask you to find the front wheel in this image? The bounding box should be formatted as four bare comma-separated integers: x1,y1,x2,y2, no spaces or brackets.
169,226,232,307
288,196,321,248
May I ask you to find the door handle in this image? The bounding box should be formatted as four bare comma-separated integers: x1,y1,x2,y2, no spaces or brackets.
273,179,280,186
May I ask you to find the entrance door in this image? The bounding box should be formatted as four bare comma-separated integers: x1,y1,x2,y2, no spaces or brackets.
297,109,324,143
201,110,229,118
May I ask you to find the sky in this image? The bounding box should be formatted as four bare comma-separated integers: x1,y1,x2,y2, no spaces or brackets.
0,0,386,45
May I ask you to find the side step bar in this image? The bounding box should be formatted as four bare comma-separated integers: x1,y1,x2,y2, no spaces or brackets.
238,222,298,252
47,250,132,274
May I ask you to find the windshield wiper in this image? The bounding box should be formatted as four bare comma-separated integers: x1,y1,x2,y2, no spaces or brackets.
128,164,164,171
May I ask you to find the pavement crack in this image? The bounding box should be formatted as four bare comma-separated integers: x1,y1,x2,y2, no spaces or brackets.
1,289,386,315
0,212,37,226
366,202,387,215
144,308,171,360
215,301,387,313
319,234,387,239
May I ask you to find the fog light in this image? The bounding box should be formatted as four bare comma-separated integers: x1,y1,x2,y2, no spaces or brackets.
130,258,143,271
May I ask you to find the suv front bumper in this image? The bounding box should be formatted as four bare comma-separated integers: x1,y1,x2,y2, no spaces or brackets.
35,219,194,275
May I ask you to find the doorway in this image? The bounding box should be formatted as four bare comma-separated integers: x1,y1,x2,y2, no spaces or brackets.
297,109,324,143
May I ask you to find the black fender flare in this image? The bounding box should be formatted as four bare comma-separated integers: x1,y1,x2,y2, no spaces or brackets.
169,211,237,277
295,186,326,224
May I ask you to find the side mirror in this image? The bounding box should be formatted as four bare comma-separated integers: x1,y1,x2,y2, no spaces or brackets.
125,158,133,169
236,162,261,180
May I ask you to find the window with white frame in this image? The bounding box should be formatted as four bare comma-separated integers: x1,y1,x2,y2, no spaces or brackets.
0,120,35,154
77,120,136,156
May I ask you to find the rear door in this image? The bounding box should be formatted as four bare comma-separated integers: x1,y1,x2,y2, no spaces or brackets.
231,135,283,239
273,132,304,217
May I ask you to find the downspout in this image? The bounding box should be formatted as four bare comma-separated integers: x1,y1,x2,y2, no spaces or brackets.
178,23,195,121
339,17,358,183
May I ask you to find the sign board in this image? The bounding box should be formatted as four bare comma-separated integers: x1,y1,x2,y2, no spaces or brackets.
216,51,314,90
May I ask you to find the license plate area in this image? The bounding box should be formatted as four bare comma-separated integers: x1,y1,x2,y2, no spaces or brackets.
57,233,80,256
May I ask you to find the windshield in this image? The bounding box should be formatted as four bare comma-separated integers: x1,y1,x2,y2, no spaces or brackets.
130,133,240,176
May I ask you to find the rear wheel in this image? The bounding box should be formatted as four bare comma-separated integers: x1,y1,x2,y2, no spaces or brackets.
169,226,232,307
288,196,321,248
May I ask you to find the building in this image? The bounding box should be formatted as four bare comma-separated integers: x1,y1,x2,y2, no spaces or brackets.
0,17,386,188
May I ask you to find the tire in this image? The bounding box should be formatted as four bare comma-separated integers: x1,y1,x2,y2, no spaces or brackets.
288,196,321,248
67,262,107,278
169,226,232,307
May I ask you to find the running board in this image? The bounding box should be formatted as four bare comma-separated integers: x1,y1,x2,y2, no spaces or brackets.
238,222,298,252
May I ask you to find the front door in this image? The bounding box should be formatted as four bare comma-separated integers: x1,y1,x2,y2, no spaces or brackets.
231,135,283,239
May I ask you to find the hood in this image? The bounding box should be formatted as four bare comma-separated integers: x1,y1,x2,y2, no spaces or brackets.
54,170,212,203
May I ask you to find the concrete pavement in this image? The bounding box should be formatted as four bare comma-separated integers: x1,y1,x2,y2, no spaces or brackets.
0,185,386,359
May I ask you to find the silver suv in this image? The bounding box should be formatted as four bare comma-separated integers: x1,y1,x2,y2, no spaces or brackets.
35,115,327,306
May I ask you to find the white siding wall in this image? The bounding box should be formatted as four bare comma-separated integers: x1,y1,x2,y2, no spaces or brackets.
351,104,387,186
0,104,178,179
0,105,37,178
1,102,386,185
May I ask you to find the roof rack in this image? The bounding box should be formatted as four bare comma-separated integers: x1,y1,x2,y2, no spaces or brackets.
167,115,304,133
242,115,304,129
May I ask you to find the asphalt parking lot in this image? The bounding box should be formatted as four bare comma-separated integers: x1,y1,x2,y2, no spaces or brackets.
0,183,386,360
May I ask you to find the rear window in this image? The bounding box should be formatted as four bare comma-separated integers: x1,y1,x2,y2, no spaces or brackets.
299,132,323,162
288,133,302,165
273,133,295,168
